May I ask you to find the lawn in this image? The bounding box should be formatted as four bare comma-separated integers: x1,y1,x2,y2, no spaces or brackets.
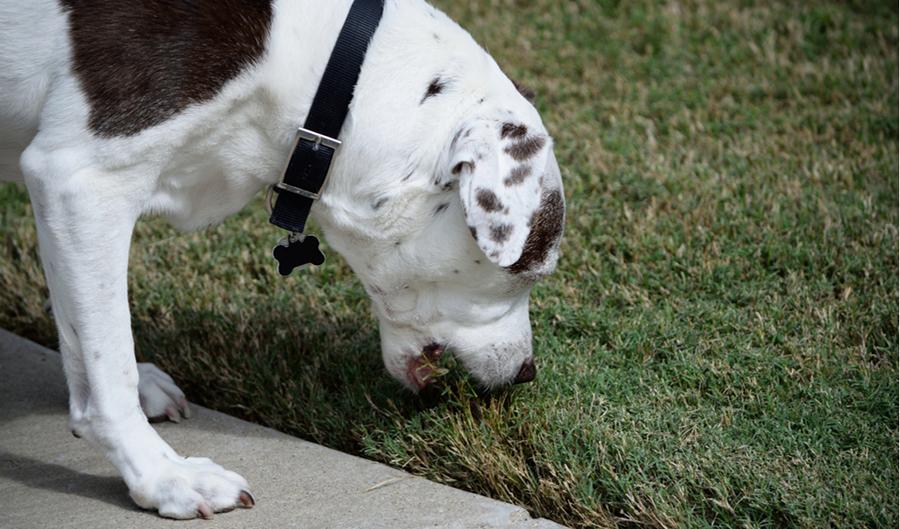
1,1,897,527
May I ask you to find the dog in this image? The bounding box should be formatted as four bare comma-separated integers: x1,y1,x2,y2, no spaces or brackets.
0,0,565,519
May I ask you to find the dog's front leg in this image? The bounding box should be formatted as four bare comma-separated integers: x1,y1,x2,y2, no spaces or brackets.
22,150,254,519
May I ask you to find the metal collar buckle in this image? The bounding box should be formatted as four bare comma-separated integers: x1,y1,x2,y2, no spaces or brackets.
267,127,343,212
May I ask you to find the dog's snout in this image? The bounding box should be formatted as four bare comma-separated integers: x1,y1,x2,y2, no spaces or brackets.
513,357,536,384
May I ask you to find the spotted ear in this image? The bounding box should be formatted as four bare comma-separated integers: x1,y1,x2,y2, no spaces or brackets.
445,118,551,266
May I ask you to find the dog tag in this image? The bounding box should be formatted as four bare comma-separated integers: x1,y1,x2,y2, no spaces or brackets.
273,234,326,276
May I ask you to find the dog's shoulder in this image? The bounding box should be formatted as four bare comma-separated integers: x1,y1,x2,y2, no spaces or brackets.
60,0,274,138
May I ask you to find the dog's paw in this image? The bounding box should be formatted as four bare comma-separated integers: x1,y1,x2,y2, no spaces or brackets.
137,363,190,422
129,456,254,519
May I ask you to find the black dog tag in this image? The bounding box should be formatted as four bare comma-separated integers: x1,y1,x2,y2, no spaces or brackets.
273,234,326,276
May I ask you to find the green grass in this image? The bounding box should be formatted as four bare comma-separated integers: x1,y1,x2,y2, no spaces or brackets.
1,1,897,527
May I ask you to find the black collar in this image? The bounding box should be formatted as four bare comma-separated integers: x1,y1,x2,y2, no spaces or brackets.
269,0,385,276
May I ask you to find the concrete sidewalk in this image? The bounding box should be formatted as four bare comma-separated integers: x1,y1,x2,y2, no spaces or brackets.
0,329,566,529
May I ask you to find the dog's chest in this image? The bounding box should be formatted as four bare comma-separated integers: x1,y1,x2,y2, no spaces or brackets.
145,111,285,230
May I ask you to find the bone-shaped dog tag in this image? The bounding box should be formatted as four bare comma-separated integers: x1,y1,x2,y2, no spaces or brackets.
273,234,326,276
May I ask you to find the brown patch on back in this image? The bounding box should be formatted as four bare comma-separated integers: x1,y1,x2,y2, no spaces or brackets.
508,189,564,275
505,135,547,161
60,0,273,137
475,188,504,212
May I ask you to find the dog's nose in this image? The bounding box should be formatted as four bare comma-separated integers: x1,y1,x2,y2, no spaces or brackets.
513,358,536,384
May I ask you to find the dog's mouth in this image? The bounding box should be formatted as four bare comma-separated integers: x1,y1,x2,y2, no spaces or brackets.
405,342,447,390
398,338,537,392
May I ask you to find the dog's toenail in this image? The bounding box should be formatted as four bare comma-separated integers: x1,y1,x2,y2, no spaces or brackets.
239,490,255,507
180,398,191,418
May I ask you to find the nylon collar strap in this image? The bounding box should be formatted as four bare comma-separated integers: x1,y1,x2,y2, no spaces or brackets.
269,0,385,235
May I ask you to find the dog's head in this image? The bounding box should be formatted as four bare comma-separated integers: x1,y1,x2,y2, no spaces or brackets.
312,4,564,391
369,113,563,391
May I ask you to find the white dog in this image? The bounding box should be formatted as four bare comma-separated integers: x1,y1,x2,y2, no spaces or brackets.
0,0,564,519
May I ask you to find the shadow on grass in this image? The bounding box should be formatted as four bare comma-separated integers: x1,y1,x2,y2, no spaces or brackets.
129,301,485,452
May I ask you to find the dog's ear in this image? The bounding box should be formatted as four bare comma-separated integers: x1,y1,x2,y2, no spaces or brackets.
442,117,552,267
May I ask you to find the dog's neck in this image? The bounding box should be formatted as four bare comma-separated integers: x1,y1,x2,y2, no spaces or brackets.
258,0,493,257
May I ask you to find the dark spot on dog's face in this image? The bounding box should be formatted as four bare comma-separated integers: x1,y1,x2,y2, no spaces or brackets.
504,165,532,186
421,77,446,104
372,197,389,210
476,189,504,212
60,0,273,137
501,123,528,139
505,135,547,162
434,203,449,215
507,189,564,275
489,223,513,243
469,226,478,240
443,181,456,191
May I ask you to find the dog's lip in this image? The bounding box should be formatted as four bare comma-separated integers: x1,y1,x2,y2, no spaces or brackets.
405,342,447,390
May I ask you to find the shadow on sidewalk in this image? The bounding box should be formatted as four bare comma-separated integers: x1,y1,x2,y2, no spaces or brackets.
0,449,134,510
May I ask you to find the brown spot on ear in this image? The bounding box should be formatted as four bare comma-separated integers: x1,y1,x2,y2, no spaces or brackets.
504,165,532,186
489,223,513,243
475,188,504,212
60,0,273,137
508,189,564,274
505,135,547,161
501,123,528,139
421,77,446,103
